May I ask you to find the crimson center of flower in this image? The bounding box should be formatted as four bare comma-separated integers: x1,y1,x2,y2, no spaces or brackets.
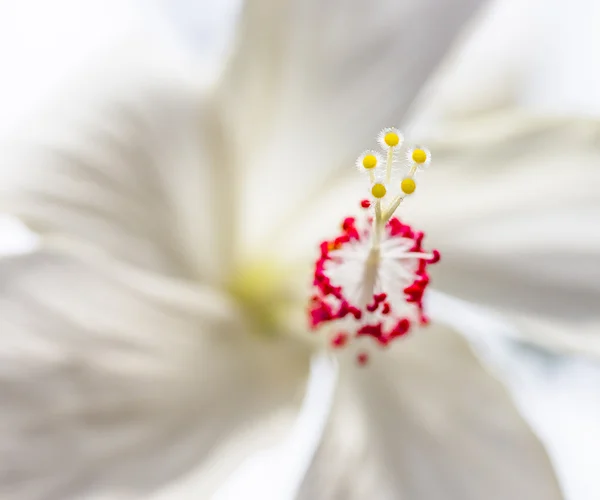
308,128,440,366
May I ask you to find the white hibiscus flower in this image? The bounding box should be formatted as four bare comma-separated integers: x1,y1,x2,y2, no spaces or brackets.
3,0,599,498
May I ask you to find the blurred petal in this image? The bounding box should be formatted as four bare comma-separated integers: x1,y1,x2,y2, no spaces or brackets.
0,215,39,257
217,0,485,253
0,0,159,135
0,29,232,282
296,325,562,500
410,0,600,133
518,0,600,117
0,249,309,499
403,113,600,322
510,316,600,360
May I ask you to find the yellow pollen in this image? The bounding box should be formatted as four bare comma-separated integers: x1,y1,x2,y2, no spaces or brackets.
362,154,377,169
328,241,341,251
384,132,400,147
401,177,416,194
412,148,428,164
371,183,387,198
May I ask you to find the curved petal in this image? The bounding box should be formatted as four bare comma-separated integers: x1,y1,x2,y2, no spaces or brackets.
406,0,600,128
296,324,563,500
0,248,310,499
216,0,486,254
509,315,600,360
0,27,232,283
403,113,600,322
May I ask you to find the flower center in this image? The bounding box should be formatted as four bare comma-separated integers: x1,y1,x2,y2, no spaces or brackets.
227,259,294,338
309,128,439,366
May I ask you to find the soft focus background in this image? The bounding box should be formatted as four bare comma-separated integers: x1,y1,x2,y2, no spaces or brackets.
1,0,600,499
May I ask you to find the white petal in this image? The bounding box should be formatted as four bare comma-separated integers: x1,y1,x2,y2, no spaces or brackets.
217,0,486,253
0,27,232,282
296,325,563,500
403,113,600,321
510,315,600,360
409,0,600,133
0,249,310,499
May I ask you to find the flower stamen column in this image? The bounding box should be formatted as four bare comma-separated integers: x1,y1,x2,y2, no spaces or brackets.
309,128,439,365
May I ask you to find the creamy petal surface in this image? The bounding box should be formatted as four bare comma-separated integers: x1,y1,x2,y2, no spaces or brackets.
0,30,231,283
296,325,563,500
0,249,309,499
408,114,600,322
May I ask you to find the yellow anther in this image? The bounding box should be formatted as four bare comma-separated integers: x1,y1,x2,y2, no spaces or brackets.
412,148,428,164
362,154,378,169
401,177,416,194
384,132,400,147
371,183,387,199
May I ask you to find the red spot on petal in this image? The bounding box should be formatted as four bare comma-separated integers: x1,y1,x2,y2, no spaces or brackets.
357,352,369,366
331,332,348,348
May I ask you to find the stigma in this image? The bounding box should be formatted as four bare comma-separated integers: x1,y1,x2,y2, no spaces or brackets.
309,128,439,366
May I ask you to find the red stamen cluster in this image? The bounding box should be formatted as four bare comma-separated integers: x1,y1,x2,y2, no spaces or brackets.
309,200,440,365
